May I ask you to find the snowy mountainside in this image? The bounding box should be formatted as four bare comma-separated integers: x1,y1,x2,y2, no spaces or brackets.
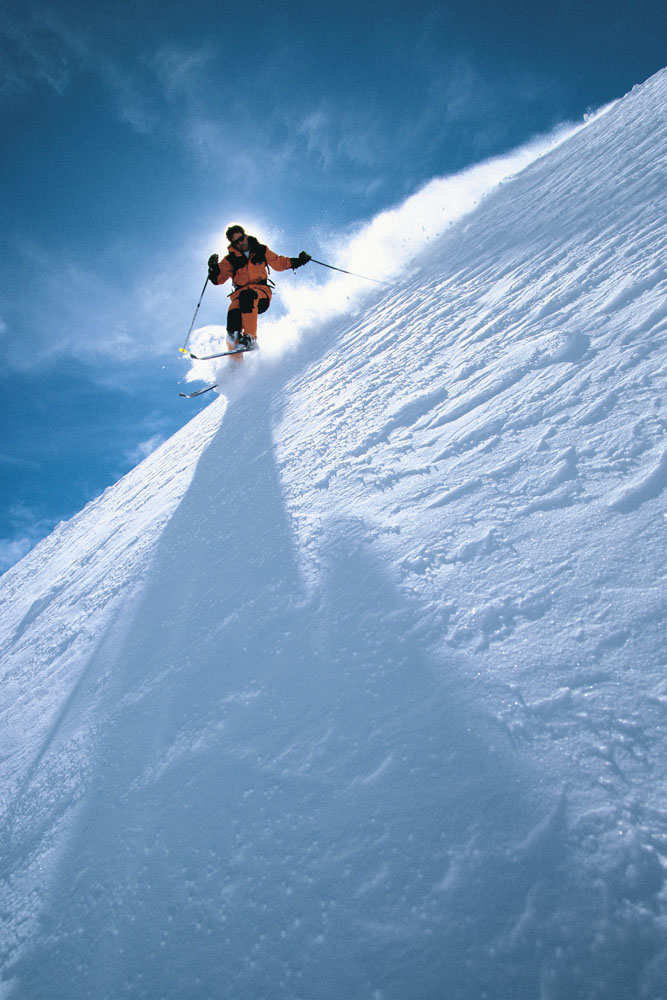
0,401,224,951
276,69,666,804
1,70,666,999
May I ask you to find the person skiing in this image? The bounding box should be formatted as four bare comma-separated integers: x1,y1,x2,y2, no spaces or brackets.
207,225,311,358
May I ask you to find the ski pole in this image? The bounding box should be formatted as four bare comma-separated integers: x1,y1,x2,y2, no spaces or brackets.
309,258,390,286
179,275,209,355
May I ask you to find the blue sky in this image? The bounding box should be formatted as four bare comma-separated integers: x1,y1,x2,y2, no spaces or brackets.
1,0,664,572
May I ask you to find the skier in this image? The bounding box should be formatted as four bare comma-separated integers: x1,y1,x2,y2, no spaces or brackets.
207,225,311,358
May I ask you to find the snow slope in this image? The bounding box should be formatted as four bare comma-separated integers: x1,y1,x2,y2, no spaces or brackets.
1,70,666,999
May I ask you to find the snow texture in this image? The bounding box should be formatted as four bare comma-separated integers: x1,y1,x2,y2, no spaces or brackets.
1,70,666,1000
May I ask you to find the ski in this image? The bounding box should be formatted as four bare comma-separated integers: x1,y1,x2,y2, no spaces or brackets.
181,342,258,397
189,344,259,360
179,383,218,398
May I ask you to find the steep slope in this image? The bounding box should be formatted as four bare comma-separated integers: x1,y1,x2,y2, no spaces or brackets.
1,70,665,1000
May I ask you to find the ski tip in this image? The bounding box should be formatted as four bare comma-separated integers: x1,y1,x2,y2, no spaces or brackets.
179,382,218,398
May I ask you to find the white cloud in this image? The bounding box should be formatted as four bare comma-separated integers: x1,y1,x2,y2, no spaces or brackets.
293,102,398,173
0,9,74,96
150,44,216,101
1,5,160,132
0,503,57,574
297,108,335,168
0,535,34,572
124,434,166,466
0,452,39,469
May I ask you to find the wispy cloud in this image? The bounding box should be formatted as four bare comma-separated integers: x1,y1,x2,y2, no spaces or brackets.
119,409,174,470
123,434,166,467
0,535,34,572
0,452,40,470
0,503,56,574
0,7,76,96
294,103,385,172
1,3,159,132
149,44,217,101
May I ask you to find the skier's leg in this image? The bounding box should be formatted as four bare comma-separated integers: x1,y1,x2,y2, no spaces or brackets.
225,288,271,360
238,288,271,341
238,288,259,340
226,299,244,361
227,305,242,337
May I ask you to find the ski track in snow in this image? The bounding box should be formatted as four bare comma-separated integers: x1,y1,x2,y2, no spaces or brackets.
1,71,666,1000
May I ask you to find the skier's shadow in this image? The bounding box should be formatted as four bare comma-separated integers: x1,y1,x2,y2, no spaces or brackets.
11,347,564,1000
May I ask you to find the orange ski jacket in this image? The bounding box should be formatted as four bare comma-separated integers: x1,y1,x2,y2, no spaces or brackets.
213,236,294,292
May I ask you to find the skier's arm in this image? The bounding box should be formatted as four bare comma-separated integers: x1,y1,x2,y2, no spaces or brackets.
207,254,233,285
265,248,294,272
266,248,311,272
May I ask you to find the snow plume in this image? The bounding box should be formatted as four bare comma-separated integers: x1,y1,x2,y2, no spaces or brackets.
319,116,611,282
187,101,617,383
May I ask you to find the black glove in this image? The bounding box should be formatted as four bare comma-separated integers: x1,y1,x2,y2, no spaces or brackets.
208,253,220,283
290,251,311,270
